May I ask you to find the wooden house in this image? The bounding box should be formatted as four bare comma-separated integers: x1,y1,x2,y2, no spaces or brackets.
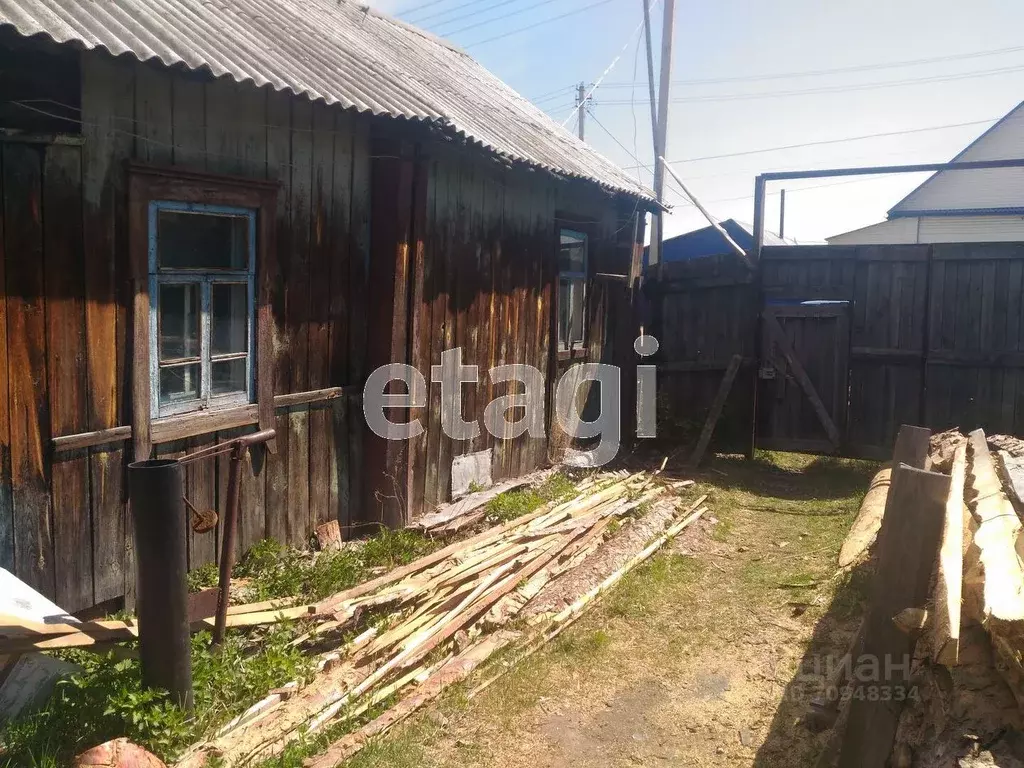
0,0,655,611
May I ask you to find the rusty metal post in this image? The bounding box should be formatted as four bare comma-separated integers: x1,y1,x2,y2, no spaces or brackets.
128,459,194,711
212,443,245,647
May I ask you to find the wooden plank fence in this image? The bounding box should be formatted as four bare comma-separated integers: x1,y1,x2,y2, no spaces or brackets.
650,242,1024,459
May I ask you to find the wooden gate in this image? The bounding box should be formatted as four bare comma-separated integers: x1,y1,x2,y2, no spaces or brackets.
758,303,850,453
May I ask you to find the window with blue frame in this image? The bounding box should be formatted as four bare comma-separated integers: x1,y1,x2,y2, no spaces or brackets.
149,201,256,418
558,228,588,350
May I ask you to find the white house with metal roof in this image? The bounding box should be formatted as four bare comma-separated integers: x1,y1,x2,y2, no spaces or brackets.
828,101,1024,244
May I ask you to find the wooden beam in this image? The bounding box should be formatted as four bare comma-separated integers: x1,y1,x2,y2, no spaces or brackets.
687,354,743,468
932,443,965,666
52,387,363,452
763,310,841,447
837,463,950,768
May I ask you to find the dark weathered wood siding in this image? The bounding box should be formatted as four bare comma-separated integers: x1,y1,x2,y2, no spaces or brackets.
0,46,643,610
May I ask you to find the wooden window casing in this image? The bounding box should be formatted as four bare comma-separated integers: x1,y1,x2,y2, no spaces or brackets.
557,227,588,355
128,164,278,459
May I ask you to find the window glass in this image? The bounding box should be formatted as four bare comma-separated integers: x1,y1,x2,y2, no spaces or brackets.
159,364,201,406
558,279,571,345
559,229,587,273
159,283,200,361
150,201,256,418
212,283,249,356
212,358,247,396
158,210,248,270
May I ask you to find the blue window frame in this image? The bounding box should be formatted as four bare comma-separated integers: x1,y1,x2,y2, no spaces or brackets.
148,201,257,418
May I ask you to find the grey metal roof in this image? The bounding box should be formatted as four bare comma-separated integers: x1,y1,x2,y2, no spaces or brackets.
0,0,655,202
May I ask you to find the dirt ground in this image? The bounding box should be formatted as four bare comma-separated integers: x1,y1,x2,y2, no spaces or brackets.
344,451,879,768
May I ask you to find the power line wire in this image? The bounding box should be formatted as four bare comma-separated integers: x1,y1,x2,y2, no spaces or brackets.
438,0,563,36
527,42,1024,105
559,0,661,128
393,0,454,17
596,43,1024,87
463,0,615,48
597,63,1024,105
407,0,510,24
621,117,998,169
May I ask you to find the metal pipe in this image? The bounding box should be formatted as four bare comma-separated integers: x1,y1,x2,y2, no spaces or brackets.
209,428,274,647
128,459,193,711
212,443,245,647
759,156,1024,182
659,157,751,266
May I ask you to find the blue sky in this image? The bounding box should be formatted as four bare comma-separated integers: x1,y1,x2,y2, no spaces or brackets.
371,0,1024,242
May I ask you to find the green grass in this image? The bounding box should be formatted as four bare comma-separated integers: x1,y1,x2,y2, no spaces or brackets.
236,528,437,603
485,472,577,523
186,562,219,592
2,527,440,767
1,628,311,767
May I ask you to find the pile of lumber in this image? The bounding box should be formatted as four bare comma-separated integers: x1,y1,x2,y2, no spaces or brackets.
823,426,1024,768
174,469,706,767
0,599,318,655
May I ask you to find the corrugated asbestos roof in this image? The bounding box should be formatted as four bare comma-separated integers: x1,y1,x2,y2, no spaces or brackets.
0,0,655,201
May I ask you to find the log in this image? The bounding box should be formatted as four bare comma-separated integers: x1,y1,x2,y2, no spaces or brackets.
963,429,1024,711
837,424,932,569
838,467,891,569
931,443,965,666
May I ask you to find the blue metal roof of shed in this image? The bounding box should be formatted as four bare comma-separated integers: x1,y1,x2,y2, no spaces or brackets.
0,0,656,202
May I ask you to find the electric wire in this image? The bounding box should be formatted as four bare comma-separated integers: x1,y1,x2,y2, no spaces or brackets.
463,0,616,48
596,63,1024,105
621,117,998,170
559,0,661,128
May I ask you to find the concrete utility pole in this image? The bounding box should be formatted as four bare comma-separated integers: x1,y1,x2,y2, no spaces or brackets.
649,0,676,274
576,82,587,140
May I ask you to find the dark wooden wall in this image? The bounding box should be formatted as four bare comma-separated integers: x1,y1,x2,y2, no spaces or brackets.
651,243,1024,460
380,138,643,522
0,45,644,610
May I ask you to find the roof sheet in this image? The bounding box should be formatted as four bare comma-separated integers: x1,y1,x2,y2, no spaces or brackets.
0,0,655,201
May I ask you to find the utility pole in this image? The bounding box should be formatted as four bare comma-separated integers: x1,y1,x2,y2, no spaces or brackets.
642,0,658,155
649,0,676,274
779,188,786,239
576,82,587,140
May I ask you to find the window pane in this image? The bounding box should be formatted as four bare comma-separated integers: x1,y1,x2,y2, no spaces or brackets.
159,283,200,360
212,283,248,356
212,358,247,396
570,280,585,343
559,229,586,273
158,209,249,270
159,363,201,405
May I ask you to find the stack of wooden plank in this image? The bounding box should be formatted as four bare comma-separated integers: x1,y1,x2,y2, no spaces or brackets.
0,599,321,655
174,470,707,767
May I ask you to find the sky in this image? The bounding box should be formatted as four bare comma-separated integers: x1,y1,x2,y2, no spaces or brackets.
369,0,1024,243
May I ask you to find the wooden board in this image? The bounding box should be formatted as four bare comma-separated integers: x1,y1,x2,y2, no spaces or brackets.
4,143,54,596
43,144,92,611
837,463,950,768
687,354,743,468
